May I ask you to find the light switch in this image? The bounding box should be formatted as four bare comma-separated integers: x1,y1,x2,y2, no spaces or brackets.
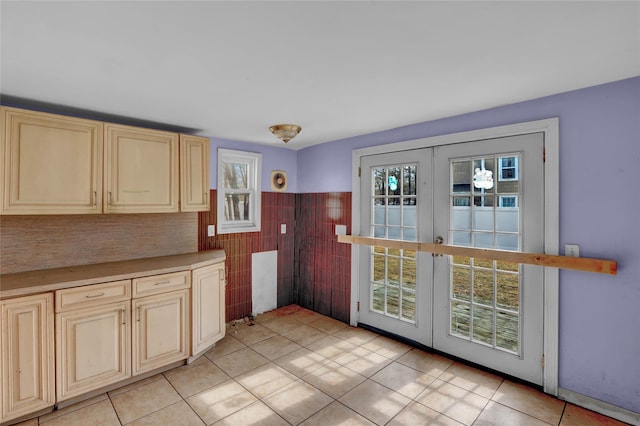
207,225,215,237
335,224,347,236
281,224,286,234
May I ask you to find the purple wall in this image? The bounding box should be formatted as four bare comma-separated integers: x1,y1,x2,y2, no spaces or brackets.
209,137,298,193
297,77,640,413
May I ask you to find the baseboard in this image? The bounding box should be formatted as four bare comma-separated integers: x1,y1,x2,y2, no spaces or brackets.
558,387,640,426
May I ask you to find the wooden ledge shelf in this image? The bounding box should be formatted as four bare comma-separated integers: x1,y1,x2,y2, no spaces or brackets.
338,235,617,275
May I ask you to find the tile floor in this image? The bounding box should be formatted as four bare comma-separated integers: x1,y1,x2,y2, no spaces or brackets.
14,305,628,426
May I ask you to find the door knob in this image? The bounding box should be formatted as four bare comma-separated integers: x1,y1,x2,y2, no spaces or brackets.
433,236,444,257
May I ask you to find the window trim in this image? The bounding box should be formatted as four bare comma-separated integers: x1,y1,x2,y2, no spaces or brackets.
216,148,261,234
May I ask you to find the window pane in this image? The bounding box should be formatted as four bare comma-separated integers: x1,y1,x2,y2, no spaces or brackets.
223,162,248,189
403,165,417,196
472,305,494,345
224,193,250,221
451,301,470,338
373,168,386,196
496,311,518,352
452,161,471,193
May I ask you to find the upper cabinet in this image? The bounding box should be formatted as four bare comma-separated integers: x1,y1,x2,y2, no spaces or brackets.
0,107,211,215
0,107,103,214
180,134,210,212
104,124,179,214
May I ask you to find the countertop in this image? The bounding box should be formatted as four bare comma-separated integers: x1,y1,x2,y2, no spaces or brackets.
0,250,226,299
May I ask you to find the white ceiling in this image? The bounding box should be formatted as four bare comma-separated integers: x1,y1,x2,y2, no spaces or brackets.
1,1,638,150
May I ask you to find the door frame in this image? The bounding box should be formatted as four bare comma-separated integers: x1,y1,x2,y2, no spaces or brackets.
349,118,559,395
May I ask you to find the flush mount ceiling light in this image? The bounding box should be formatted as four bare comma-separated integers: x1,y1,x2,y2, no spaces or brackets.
269,124,301,143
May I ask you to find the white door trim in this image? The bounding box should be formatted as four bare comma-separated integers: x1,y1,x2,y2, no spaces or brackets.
350,118,559,395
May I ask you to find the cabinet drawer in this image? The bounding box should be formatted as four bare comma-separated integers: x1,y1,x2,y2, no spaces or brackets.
132,271,190,298
55,280,131,313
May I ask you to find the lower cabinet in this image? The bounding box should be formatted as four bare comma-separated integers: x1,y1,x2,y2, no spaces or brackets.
1,293,55,423
55,281,131,402
1,256,225,423
192,263,226,356
132,289,190,375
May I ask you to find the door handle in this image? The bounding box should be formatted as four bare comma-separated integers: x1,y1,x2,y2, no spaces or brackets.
433,236,444,257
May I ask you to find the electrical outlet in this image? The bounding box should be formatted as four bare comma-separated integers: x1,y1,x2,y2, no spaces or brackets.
565,244,579,257
281,224,286,234
207,225,215,237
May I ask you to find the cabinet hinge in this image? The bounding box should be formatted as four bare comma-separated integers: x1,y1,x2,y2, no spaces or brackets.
358,167,361,177
543,148,546,163
357,301,360,312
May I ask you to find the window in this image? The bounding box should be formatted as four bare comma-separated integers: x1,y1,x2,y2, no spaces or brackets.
498,156,518,181
217,149,261,234
499,195,518,207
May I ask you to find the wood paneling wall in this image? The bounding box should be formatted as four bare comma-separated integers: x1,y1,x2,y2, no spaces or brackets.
199,190,296,322
294,192,352,323
198,191,352,323
1,213,198,274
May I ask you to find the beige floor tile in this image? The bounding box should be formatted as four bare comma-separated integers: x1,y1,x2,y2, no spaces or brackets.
560,403,629,426
165,358,230,398
236,362,299,398
415,379,489,426
262,379,333,425
308,316,349,334
362,335,412,360
229,323,278,346
290,308,325,324
396,348,454,377
108,373,165,397
492,380,565,425
253,309,283,323
439,362,503,399
282,324,329,346
302,360,367,398
163,354,210,377
40,399,120,426
273,347,330,377
387,401,464,426
186,379,257,424
333,326,378,346
250,335,302,360
305,335,357,360
371,362,436,399
261,316,304,334
125,400,205,425
39,393,109,422
334,346,393,377
339,379,411,425
110,377,182,424
204,334,246,360
213,400,289,426
474,400,551,426
300,401,376,426
213,346,270,377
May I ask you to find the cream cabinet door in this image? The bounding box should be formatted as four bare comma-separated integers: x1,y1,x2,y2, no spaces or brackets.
104,123,179,213
1,293,54,423
180,134,210,212
192,263,226,356
0,107,103,215
132,289,190,375
56,302,131,401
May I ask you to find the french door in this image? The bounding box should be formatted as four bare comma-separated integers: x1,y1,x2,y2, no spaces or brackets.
358,132,545,384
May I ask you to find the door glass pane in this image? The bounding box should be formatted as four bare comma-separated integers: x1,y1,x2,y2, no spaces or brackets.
448,154,522,354
369,162,419,324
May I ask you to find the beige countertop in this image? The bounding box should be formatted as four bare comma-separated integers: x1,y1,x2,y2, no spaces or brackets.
0,250,226,299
